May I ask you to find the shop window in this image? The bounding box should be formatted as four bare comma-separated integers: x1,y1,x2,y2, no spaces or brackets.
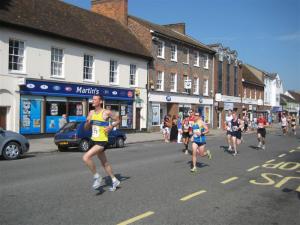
152,104,160,126
46,102,66,116
69,102,83,116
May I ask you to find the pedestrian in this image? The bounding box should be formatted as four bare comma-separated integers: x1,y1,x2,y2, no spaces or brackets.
257,113,267,150
170,115,178,142
59,114,68,129
82,95,120,191
231,112,244,156
224,110,233,152
243,114,249,132
182,115,190,154
291,114,297,135
162,115,171,143
190,112,211,172
281,113,288,135
177,114,183,143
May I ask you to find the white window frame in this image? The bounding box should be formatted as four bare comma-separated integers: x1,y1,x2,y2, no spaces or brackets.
51,47,64,78
8,38,26,74
170,73,177,92
183,75,189,93
194,51,200,67
83,54,94,82
193,77,199,95
203,54,209,69
156,71,164,91
109,60,119,85
170,44,177,62
203,79,209,96
129,64,137,86
157,40,165,59
183,47,189,64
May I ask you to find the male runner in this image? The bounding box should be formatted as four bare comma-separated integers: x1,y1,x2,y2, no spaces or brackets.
83,95,120,191
257,113,267,150
224,110,233,152
231,112,243,156
182,116,190,154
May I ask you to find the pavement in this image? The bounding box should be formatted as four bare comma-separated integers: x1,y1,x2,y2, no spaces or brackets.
26,124,280,154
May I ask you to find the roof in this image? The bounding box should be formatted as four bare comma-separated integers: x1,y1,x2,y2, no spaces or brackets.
287,90,300,102
241,64,264,86
0,0,152,60
280,94,298,104
129,15,215,54
244,64,265,81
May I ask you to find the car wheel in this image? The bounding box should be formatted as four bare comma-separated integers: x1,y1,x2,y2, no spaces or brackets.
116,137,125,148
79,139,90,152
58,146,68,151
2,141,21,160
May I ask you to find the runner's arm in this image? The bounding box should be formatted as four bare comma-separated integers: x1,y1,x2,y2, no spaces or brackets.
84,110,94,130
105,110,120,132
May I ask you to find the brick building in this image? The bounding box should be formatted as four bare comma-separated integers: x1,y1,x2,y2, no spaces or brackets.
91,0,216,131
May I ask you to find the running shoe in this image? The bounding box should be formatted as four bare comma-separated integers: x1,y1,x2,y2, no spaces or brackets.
206,150,212,160
228,146,232,151
92,176,102,190
262,145,265,150
109,179,120,192
232,152,238,157
185,150,188,155
257,142,262,148
190,167,197,173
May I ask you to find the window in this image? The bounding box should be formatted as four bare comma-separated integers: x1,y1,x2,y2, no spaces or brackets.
234,66,238,96
152,104,160,126
51,47,63,77
170,44,177,61
193,77,199,94
183,48,189,64
157,41,165,58
203,54,209,69
254,88,257,99
203,79,209,96
156,71,164,91
9,39,25,72
194,51,199,66
244,88,247,98
218,61,223,93
130,64,137,86
226,63,230,95
183,75,189,93
249,89,252,99
109,60,118,84
83,54,94,81
170,73,177,92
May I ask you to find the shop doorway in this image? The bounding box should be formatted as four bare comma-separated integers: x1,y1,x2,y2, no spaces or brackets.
136,108,141,130
0,107,7,129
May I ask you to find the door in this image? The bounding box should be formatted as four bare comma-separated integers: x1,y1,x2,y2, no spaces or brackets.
136,108,141,130
0,107,7,129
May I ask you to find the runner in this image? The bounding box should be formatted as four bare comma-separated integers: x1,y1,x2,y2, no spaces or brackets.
257,113,267,150
291,114,297,135
224,110,233,152
182,116,190,154
231,112,244,156
190,112,211,172
281,113,288,135
82,95,120,191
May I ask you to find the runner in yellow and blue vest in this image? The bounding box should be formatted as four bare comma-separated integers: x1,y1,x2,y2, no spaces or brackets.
190,112,212,173
83,95,120,191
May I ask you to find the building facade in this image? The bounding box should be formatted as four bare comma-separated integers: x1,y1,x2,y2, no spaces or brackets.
0,0,151,133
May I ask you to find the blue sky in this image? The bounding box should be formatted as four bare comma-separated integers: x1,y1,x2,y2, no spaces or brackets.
64,0,300,91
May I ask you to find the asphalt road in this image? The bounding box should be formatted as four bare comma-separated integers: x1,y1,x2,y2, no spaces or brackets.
1,129,300,225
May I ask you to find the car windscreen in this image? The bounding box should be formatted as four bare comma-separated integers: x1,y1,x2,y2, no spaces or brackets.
59,122,81,133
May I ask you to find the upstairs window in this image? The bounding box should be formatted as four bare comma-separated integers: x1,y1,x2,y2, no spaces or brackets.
157,41,165,58
193,77,199,94
83,54,94,81
183,48,189,64
170,73,177,92
9,39,25,72
51,47,64,77
194,51,200,66
217,61,223,93
156,71,164,91
170,44,177,62
203,79,209,96
109,60,118,84
129,64,137,86
203,54,209,69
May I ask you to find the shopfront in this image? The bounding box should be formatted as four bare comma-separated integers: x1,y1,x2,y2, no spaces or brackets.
19,79,135,134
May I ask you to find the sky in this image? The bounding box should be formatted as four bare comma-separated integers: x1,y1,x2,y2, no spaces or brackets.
64,0,300,91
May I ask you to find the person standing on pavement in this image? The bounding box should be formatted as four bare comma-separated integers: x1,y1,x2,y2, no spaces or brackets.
224,110,233,152
257,113,268,150
190,112,211,172
82,95,120,191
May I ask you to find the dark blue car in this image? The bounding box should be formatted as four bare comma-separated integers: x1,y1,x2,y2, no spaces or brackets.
54,121,126,152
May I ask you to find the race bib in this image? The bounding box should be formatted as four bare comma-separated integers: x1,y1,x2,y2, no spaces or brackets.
92,125,100,138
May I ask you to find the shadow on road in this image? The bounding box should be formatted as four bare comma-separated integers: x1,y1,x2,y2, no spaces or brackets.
95,173,130,196
282,188,300,200
249,145,260,150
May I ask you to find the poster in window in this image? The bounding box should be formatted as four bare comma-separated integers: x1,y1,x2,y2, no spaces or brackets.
152,106,160,124
122,116,128,127
22,100,31,128
50,103,58,116
76,104,83,116
127,105,133,128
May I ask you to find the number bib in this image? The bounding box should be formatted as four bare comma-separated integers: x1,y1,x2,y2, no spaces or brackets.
92,125,100,139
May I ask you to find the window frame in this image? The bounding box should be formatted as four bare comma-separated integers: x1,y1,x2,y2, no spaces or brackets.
8,38,26,74
129,64,137,87
157,40,165,59
109,60,119,85
156,71,164,91
170,44,177,62
203,78,209,96
194,51,200,67
203,54,209,69
170,73,177,92
183,47,189,64
50,47,64,78
83,54,95,82
193,77,199,95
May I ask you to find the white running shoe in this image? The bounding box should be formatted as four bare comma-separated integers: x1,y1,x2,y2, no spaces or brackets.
185,150,188,155
92,176,102,190
262,145,265,150
228,146,232,151
109,179,120,192
257,142,262,148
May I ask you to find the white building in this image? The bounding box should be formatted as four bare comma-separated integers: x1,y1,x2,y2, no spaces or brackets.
0,0,151,133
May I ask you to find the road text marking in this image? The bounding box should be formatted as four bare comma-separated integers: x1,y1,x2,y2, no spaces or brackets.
289,150,296,153
180,190,207,201
221,177,239,184
247,166,260,172
265,159,276,163
278,154,286,158
117,211,155,225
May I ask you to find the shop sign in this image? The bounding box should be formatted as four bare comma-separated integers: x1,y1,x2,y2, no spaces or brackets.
224,102,234,110
166,95,172,101
199,97,203,103
20,79,135,100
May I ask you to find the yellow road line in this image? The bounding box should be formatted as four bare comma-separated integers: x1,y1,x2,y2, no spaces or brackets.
278,154,286,158
289,149,295,153
221,177,239,184
265,159,276,163
297,147,300,149
247,166,260,172
180,190,207,201
117,211,154,225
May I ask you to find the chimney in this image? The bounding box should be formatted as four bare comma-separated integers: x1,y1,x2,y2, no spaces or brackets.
163,23,186,34
91,0,128,26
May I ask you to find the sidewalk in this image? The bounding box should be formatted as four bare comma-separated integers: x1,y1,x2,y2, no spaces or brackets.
27,126,278,154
